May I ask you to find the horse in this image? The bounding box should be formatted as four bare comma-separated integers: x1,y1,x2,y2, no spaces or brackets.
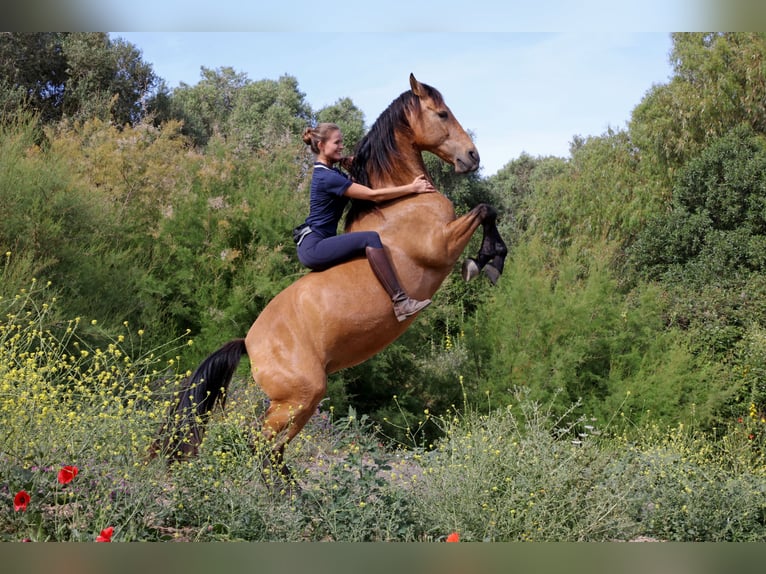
153,74,508,478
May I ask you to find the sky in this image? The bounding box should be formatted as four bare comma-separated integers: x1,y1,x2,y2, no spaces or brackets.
113,31,675,176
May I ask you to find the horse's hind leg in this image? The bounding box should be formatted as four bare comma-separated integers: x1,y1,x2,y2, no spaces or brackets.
251,364,327,485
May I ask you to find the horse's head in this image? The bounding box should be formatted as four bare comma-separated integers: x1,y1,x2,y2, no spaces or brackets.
348,73,480,205
407,73,480,174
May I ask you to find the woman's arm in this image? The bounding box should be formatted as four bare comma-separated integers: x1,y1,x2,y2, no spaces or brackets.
344,174,435,202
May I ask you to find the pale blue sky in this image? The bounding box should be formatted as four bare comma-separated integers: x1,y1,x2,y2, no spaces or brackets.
114,31,676,176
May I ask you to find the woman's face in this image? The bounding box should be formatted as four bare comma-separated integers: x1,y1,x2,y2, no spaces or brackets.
318,129,344,163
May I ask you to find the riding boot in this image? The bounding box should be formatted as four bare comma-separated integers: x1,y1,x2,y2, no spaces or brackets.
365,246,431,322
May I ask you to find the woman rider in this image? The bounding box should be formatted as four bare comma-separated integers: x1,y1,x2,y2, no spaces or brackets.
297,122,435,322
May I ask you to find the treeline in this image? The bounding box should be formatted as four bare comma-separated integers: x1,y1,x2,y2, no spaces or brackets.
2,32,766,441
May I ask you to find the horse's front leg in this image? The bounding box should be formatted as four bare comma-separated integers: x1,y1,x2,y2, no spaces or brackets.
446,203,508,285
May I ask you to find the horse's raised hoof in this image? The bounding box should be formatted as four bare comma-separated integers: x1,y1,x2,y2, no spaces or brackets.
461,258,480,282
483,264,501,285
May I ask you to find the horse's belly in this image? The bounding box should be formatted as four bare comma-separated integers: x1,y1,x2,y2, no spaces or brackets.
246,261,413,376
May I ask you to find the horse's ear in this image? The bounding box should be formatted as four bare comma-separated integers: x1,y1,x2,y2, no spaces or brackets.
409,73,425,97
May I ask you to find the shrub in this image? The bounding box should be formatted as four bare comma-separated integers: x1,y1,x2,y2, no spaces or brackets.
0,283,190,541
411,391,641,541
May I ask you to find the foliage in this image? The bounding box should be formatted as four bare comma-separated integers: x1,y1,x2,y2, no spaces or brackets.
509,129,666,256
226,74,312,154
412,393,637,542
160,68,316,152
0,284,190,541
627,125,766,411
0,33,67,123
317,97,366,153
488,153,567,243
630,32,766,172
61,33,157,126
414,390,766,542
0,110,309,355
630,124,766,286
0,33,157,127
0,113,121,322
3,298,765,542
469,238,728,428
155,67,239,147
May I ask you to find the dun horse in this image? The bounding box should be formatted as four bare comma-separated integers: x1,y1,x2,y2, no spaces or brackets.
154,74,507,476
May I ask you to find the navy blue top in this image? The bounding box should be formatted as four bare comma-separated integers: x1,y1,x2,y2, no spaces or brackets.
304,163,353,238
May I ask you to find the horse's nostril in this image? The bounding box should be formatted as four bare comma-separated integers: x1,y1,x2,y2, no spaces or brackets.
470,149,480,163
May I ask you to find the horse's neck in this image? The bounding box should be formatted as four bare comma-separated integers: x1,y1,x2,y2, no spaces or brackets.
355,156,456,232
370,136,427,187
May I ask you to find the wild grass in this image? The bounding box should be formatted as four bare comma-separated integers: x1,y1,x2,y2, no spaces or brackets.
2,284,766,541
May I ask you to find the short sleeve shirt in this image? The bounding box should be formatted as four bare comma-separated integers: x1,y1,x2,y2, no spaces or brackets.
305,163,353,238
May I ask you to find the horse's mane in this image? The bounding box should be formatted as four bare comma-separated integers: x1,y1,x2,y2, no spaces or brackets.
344,82,445,229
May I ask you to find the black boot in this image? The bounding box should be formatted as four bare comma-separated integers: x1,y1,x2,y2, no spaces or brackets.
366,246,431,322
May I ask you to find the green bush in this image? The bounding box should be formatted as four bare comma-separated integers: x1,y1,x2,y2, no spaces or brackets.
413,390,766,542
471,238,727,430
630,124,766,285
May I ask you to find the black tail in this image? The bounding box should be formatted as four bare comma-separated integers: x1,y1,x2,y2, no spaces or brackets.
151,338,247,462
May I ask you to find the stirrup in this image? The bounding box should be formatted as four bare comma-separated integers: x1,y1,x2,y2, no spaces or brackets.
393,297,431,322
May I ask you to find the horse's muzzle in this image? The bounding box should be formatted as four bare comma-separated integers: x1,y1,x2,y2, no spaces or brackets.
455,148,480,173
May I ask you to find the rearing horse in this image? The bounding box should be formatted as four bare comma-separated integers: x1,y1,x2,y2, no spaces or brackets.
154,74,507,473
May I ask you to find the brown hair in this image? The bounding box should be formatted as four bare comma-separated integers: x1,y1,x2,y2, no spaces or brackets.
302,122,341,154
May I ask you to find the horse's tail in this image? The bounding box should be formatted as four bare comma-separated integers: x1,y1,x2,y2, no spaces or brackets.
151,338,247,462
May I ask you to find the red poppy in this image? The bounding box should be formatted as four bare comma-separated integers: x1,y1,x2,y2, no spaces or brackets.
446,532,460,542
14,490,30,512
96,527,114,542
57,465,78,485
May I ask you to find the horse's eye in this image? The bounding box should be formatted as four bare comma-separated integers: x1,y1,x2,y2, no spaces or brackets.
437,110,449,120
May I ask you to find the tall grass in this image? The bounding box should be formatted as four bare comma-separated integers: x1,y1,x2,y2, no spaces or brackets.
2,285,766,541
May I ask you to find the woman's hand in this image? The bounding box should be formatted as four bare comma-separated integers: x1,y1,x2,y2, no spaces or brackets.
411,174,436,194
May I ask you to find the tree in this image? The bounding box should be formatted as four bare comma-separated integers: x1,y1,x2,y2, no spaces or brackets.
227,74,312,152
169,66,249,147
630,33,766,171
488,153,566,241
0,33,157,126
61,33,118,123
629,124,766,286
0,32,67,122
167,71,314,152
106,36,157,125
